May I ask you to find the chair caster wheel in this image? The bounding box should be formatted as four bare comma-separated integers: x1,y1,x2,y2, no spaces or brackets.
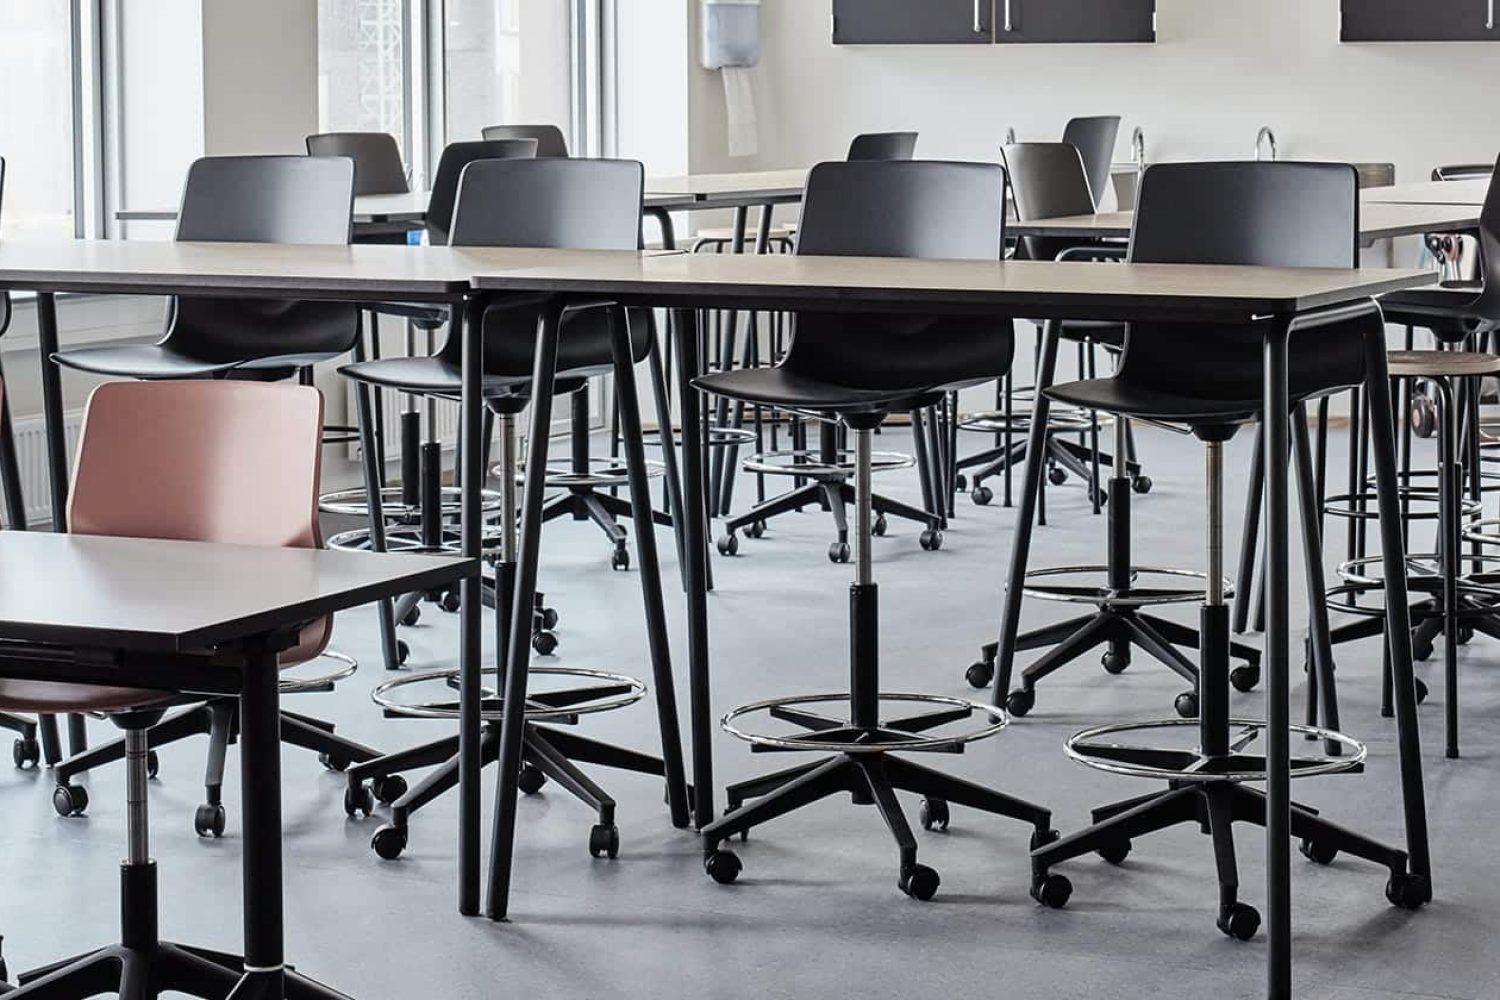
1048,465,1067,485
1030,872,1072,908
1089,488,1108,508
1101,650,1129,674
899,863,940,901
1386,872,1430,909
704,849,742,885
746,519,767,539
589,823,620,859
395,639,410,666
955,474,968,491
518,763,547,795
965,659,994,689
1217,901,1261,940
11,737,39,769
717,533,739,556
401,605,422,627
1230,664,1260,693
1097,839,1131,865
344,783,375,819
872,513,888,536
828,541,851,564
1030,827,1060,851
532,629,558,656
1299,839,1337,866
439,590,461,614
1005,688,1035,718
919,797,950,831
318,751,350,773
371,824,408,860
145,750,159,778
919,529,943,551
1410,395,1437,439
53,784,88,817
1414,676,1429,704
194,802,227,838
971,486,994,506
1174,691,1200,719
373,774,407,805
1132,475,1153,494
539,606,560,630
610,547,630,571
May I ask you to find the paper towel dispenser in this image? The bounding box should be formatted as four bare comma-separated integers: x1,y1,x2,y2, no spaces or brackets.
701,0,760,69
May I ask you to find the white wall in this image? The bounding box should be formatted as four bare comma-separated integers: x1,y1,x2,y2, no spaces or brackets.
201,0,318,155
725,0,1500,180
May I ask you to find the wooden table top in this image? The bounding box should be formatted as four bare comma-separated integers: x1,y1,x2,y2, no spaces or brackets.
470,251,1432,321
0,532,471,653
1012,202,1482,242
1360,179,1489,206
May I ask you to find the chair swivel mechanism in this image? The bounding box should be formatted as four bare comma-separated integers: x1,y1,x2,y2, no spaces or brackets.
1028,161,1429,941
697,159,1056,900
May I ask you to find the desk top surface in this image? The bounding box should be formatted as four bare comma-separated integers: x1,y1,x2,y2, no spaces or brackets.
1360,179,1489,206
1012,203,1482,242
0,532,471,653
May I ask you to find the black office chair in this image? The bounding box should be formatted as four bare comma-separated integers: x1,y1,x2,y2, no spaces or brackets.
1029,161,1427,938
337,157,689,864
847,130,918,160
306,130,409,195
44,155,388,834
1061,115,1122,208
480,123,570,157
696,160,1056,900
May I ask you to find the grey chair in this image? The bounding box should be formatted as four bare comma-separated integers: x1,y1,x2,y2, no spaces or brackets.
847,131,917,160
480,123,569,157
306,131,409,195
1061,115,1122,208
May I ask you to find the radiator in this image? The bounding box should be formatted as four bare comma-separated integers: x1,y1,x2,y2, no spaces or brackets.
12,412,84,527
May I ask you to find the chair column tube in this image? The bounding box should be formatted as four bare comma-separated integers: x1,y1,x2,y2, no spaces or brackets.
850,423,879,732
1201,438,1230,759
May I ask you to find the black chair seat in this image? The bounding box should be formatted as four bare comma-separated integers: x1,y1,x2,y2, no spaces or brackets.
369,301,450,329
1045,376,1260,428
339,353,594,399
1059,320,1126,347
53,343,346,380
694,366,943,415
1379,282,1490,336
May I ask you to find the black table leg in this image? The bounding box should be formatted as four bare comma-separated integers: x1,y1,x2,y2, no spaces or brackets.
1360,319,1431,887
991,320,1061,706
232,641,285,1000
486,302,563,921
672,308,715,830
1263,318,1291,1000
609,307,691,828
456,297,483,917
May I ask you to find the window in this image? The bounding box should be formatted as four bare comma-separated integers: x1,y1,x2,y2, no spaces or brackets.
317,0,410,155
440,0,573,149
0,4,76,238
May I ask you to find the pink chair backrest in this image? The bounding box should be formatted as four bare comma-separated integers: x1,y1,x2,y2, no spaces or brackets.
68,380,330,658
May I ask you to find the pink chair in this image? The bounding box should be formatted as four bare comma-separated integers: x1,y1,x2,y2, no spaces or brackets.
47,380,384,837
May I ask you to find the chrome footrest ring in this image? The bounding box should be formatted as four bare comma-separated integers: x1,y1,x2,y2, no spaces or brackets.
1018,564,1233,606
279,649,357,694
1064,717,1366,782
319,485,502,521
739,449,915,478
371,665,647,723
959,407,1103,435
643,426,757,449
1329,552,1500,614
490,456,664,490
720,692,1006,753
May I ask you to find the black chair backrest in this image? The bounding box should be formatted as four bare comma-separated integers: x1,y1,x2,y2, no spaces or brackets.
446,158,645,378
846,132,918,161
1121,161,1362,405
1002,142,1097,263
176,155,354,244
1433,163,1493,182
306,132,409,195
169,155,358,365
480,124,570,158
1061,116,1121,208
786,160,1012,393
426,139,538,246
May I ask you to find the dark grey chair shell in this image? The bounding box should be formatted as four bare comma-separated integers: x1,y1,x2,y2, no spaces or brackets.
480,124,570,158
1061,116,1122,208
846,132,918,161
425,139,538,246
306,132,409,195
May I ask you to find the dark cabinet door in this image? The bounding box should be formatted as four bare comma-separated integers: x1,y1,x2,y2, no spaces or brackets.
1341,0,1497,40
995,0,1155,43
832,0,993,44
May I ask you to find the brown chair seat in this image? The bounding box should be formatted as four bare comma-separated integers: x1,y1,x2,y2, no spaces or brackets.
0,679,177,715
1386,350,1500,379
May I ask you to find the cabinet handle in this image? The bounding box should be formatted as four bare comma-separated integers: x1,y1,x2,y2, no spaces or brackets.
1003,0,1013,32
1489,0,1495,30
973,0,983,33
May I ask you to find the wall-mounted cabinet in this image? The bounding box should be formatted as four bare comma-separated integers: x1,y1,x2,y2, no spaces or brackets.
832,0,1155,45
1341,0,1498,41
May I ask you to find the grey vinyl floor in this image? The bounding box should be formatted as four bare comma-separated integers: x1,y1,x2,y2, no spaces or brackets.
2,426,1497,1000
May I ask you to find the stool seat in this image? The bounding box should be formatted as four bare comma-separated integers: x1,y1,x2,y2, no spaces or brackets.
1380,283,1484,320
0,678,176,715
339,354,588,398
695,366,942,414
1385,349,1500,378
1045,376,1261,427
52,343,323,380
